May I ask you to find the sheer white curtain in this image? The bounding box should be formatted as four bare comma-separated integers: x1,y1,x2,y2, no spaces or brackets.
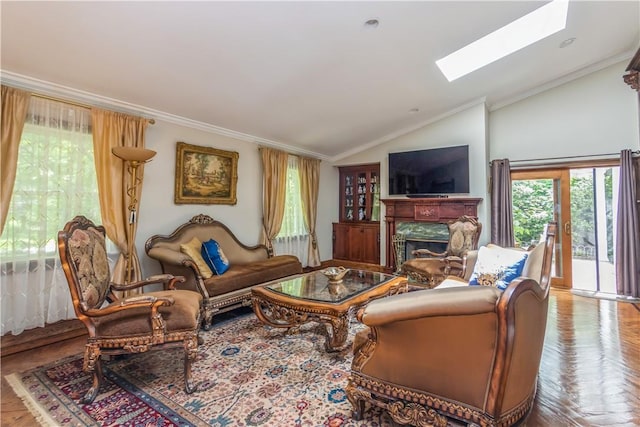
0,97,101,335
273,155,309,266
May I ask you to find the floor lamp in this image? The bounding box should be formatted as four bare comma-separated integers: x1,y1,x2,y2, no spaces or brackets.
112,146,156,284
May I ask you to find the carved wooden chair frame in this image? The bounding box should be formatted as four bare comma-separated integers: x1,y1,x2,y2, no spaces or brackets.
58,216,201,403
402,215,482,287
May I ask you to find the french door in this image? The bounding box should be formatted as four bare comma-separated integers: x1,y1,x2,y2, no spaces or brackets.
511,170,571,288
511,165,620,293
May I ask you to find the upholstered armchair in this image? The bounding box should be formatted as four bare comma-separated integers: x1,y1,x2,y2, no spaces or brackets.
401,215,481,287
58,216,203,403
347,223,556,427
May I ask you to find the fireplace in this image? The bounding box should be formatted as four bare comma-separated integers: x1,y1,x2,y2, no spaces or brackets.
405,239,448,260
382,197,482,270
395,221,449,264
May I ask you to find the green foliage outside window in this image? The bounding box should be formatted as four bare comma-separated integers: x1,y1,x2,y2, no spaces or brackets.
0,124,100,260
512,179,554,247
569,169,614,261
512,169,614,260
277,160,305,239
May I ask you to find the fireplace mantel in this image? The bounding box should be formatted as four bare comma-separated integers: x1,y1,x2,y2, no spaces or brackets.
382,197,482,269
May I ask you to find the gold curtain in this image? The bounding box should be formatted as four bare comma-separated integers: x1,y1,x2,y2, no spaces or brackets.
260,147,288,255
299,156,321,267
91,108,150,291
0,86,31,234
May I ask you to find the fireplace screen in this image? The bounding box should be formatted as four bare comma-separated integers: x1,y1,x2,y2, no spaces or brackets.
396,222,449,261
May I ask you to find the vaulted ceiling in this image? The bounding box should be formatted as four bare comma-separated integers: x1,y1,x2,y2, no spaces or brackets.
1,1,638,160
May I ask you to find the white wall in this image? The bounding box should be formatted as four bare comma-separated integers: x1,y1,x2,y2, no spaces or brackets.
138,121,336,276
335,102,490,263
490,60,640,160
333,61,640,265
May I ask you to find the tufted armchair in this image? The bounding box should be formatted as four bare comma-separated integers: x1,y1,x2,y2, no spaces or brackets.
402,215,481,287
58,216,203,403
347,223,556,427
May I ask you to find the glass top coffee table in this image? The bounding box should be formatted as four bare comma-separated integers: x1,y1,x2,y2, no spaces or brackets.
251,269,407,352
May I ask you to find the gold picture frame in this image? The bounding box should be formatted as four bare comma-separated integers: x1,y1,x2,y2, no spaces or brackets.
174,142,238,205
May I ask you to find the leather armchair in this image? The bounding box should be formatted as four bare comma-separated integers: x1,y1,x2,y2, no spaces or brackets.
58,216,203,403
402,215,481,288
347,223,556,427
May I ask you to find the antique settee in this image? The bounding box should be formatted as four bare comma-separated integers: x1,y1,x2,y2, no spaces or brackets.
346,223,557,427
145,214,302,328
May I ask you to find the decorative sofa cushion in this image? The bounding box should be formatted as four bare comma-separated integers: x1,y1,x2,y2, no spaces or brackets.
469,245,528,290
180,237,214,279
201,239,230,275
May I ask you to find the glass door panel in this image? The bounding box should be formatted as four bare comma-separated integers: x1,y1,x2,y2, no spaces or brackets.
342,173,355,221
570,167,618,294
511,170,572,288
370,171,380,221
357,172,367,220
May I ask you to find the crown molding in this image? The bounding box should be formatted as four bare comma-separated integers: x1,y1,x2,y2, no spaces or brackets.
0,70,329,160
489,50,635,111
330,97,487,162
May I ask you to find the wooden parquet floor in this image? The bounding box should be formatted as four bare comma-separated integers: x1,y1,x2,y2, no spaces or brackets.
1,289,639,426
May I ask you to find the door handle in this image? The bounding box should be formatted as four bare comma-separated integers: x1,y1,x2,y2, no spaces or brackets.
564,221,571,236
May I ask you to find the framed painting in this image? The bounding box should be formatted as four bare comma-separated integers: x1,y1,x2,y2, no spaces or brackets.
174,142,239,205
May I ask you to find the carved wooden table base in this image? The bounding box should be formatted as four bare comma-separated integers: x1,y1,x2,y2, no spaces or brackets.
251,276,407,352
252,298,352,351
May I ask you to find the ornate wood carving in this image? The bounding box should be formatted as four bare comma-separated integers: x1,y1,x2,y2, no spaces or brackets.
624,47,640,92
189,213,216,224
387,401,448,427
351,327,377,371
347,372,535,427
624,72,639,91
252,294,356,352
403,269,442,288
251,275,408,352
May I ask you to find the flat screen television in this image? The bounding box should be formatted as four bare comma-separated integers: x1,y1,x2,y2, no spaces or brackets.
388,145,469,196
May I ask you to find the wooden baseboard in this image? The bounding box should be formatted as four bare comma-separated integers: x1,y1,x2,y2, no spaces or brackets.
1,319,86,357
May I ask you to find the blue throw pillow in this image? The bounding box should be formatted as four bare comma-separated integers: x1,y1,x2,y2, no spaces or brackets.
201,239,230,275
468,246,528,290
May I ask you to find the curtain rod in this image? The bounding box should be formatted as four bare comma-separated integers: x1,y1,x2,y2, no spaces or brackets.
499,150,639,164
30,92,155,125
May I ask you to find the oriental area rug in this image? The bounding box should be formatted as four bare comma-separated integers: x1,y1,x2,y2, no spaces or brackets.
6,313,398,427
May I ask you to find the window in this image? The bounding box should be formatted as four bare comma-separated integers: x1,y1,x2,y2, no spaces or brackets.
1,103,98,259
273,155,308,265
1,97,99,335
436,0,569,81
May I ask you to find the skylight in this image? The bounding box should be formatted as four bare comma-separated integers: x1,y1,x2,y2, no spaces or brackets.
436,0,569,82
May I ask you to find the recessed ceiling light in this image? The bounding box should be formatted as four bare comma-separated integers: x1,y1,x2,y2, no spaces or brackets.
559,37,576,48
364,19,379,29
436,0,569,81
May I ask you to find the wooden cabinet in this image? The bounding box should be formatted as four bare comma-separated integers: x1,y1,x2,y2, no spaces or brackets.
333,222,380,264
333,163,381,264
